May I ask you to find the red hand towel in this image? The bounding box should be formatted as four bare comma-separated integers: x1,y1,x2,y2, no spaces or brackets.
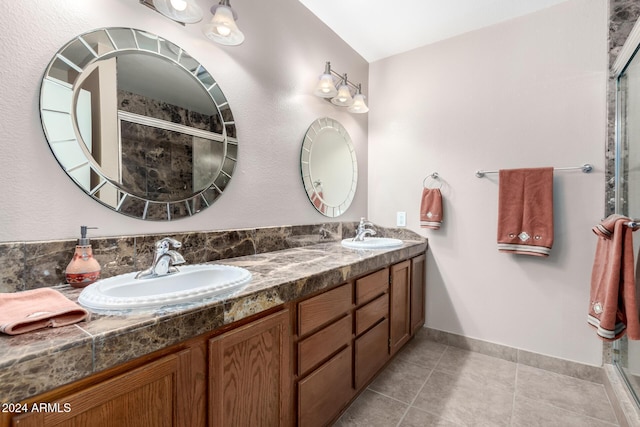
420,188,443,230
0,288,89,335
588,215,640,341
592,214,627,240
497,167,554,257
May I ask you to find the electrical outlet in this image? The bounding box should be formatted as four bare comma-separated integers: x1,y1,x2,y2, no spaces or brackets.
396,211,406,227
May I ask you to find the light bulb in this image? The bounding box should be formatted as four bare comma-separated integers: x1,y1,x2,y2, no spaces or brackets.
216,25,231,36
152,0,202,23
170,0,187,11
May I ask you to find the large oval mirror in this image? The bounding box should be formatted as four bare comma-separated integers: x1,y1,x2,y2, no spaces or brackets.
300,117,357,217
39,28,237,221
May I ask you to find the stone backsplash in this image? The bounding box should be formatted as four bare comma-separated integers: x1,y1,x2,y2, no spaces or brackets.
0,222,418,293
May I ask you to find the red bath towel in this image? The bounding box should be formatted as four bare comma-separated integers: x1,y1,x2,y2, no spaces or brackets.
420,188,443,230
588,215,640,341
0,288,89,335
592,213,627,240
497,167,554,257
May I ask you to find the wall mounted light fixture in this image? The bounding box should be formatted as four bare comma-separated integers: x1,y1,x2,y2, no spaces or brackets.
203,0,245,46
314,62,368,114
141,0,244,46
147,0,203,24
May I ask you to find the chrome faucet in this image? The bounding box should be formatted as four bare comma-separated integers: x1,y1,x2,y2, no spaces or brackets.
353,217,377,241
136,237,186,279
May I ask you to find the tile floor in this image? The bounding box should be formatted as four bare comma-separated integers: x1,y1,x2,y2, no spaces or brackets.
335,331,620,426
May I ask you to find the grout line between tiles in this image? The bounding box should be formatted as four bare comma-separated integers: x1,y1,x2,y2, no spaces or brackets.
510,362,519,427
364,388,414,407
394,344,450,427
514,394,620,427
514,361,619,426
393,371,431,427
74,323,97,372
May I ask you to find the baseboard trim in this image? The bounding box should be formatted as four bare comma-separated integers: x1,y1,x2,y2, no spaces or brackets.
423,327,603,384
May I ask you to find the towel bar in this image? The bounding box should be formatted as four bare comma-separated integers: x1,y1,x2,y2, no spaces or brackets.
475,163,593,178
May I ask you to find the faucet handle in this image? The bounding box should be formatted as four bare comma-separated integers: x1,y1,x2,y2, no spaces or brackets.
155,237,182,253
358,217,374,228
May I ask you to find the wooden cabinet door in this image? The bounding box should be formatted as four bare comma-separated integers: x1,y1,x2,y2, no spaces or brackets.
10,351,196,427
389,260,411,356
354,318,389,389
209,309,291,427
298,346,353,427
410,254,426,335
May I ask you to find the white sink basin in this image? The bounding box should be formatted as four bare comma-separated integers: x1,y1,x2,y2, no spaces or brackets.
78,264,252,311
341,237,403,250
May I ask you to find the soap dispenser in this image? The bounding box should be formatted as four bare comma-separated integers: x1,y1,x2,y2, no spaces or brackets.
65,226,101,288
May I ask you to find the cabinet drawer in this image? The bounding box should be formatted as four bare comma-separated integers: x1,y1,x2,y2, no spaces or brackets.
355,268,389,305
298,283,352,336
355,318,389,389
298,346,353,427
298,314,352,376
355,293,388,336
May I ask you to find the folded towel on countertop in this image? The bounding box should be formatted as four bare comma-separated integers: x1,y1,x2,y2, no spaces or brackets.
0,288,89,335
588,215,640,341
497,167,554,257
420,188,443,230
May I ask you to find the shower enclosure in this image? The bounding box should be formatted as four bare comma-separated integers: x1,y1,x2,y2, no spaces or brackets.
614,17,640,409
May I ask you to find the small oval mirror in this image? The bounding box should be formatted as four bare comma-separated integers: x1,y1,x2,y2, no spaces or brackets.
39,28,237,221
300,118,357,217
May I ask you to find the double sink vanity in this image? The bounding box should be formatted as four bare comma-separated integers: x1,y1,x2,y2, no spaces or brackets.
5,25,430,426
0,223,427,427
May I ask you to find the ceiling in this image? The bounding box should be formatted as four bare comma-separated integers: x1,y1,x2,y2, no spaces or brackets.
298,0,571,63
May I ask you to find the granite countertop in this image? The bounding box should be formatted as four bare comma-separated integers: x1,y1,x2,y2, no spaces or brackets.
0,238,427,403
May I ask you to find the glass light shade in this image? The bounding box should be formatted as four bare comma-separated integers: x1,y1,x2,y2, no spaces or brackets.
152,0,203,23
203,5,245,46
348,93,369,113
314,74,337,98
331,84,353,106
170,0,187,11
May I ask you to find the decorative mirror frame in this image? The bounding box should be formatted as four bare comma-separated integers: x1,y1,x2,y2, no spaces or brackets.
300,117,357,217
39,27,237,221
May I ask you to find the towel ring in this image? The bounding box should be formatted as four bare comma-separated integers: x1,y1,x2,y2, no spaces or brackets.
423,172,442,189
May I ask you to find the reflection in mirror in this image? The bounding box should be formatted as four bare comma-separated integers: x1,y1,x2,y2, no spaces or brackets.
300,118,357,217
39,28,237,221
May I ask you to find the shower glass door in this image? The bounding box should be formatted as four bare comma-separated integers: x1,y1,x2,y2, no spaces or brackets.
615,36,640,406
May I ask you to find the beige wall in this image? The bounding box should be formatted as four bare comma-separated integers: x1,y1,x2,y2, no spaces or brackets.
0,0,612,366
368,0,607,365
0,0,368,241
